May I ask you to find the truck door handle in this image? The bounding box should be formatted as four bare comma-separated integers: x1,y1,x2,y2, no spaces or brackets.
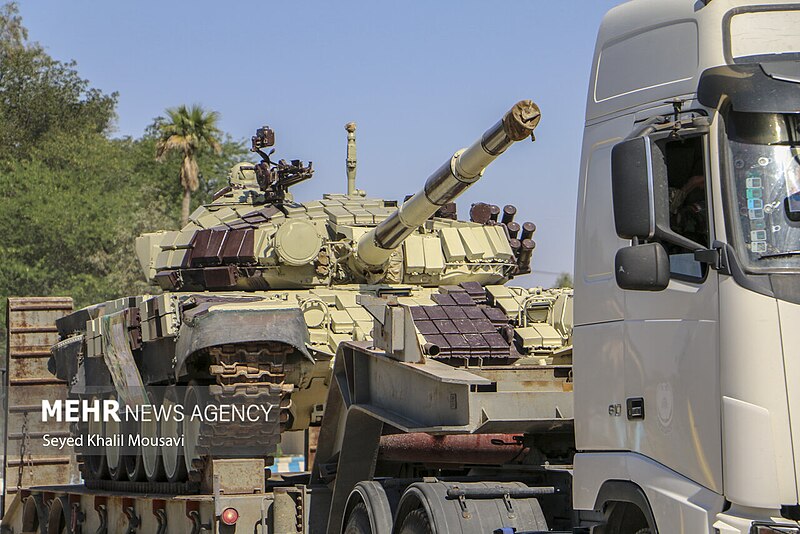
626,397,645,420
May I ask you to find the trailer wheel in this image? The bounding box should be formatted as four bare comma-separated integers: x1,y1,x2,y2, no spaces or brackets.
46,497,67,534
397,509,432,534
21,495,41,532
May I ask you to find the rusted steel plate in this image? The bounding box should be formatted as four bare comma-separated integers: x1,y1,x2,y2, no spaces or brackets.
7,297,73,312
7,355,54,381
8,384,66,406
5,432,72,458
7,411,69,435
5,463,79,496
4,297,80,512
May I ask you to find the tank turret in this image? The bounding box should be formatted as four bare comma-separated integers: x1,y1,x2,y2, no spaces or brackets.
355,100,540,272
135,101,540,291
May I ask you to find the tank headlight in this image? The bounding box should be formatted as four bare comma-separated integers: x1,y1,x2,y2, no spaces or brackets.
221,507,239,525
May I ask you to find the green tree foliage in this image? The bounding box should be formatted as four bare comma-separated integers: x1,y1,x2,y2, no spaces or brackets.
0,3,246,354
155,104,223,226
0,5,117,163
554,272,573,289
0,2,26,50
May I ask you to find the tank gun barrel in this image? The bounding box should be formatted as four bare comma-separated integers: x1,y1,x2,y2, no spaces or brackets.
355,100,540,270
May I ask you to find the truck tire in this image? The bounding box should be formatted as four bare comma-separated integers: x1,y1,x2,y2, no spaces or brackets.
397,509,433,534
343,481,396,534
343,502,372,534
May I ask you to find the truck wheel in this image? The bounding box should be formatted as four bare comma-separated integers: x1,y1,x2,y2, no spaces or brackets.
343,502,371,534
343,481,395,534
397,509,433,534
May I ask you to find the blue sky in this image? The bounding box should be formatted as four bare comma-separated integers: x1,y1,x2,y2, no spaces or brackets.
19,1,622,287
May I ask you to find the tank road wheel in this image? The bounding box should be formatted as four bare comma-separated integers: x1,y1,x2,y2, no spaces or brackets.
142,388,166,482
183,382,209,477
161,384,187,483
105,394,125,481
85,396,109,480
123,408,146,482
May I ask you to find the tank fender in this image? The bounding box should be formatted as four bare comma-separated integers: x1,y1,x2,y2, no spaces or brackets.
174,307,312,378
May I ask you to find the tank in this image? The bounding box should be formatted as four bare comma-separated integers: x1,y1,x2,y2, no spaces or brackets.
48,100,573,492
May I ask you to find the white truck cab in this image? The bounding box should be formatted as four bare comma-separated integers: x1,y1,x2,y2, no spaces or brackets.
574,0,800,532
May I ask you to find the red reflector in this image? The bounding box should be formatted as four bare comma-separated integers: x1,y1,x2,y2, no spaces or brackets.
221,507,239,525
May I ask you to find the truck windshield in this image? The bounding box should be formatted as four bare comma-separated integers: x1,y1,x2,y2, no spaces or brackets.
724,110,800,272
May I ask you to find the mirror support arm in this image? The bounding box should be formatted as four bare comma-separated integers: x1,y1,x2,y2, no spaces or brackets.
693,241,731,275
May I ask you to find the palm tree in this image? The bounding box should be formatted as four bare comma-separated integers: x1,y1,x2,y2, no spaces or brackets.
156,104,222,226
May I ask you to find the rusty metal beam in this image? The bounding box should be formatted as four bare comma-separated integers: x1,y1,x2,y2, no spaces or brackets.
378,433,527,465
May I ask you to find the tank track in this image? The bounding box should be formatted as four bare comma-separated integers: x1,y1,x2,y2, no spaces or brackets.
187,343,294,482
76,342,295,493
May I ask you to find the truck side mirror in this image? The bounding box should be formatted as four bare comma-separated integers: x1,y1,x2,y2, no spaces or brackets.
611,137,655,240
615,242,670,291
611,134,706,251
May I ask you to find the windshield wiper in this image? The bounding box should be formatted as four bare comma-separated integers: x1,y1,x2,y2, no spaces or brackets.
758,250,800,259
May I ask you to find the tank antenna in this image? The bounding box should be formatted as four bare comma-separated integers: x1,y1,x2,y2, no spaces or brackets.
345,122,357,195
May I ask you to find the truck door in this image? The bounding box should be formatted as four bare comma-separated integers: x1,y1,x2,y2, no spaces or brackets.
620,130,723,493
